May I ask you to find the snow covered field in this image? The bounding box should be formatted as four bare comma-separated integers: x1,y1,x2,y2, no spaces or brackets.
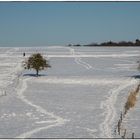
0,46,140,138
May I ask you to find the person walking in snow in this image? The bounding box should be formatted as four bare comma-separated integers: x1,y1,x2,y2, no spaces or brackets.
23,52,25,57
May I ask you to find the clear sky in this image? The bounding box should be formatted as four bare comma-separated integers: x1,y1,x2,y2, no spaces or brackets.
0,2,140,47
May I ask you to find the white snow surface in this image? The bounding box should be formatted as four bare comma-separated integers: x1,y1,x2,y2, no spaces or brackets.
0,46,140,138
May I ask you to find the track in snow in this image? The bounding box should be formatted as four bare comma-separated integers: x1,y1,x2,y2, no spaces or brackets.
99,79,138,138
16,77,68,138
68,47,93,70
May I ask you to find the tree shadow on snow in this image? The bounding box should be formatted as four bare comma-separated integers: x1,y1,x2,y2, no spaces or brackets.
23,73,48,77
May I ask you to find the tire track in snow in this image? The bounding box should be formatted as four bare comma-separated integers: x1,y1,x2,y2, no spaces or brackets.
75,57,92,70
48,46,93,69
67,47,93,70
16,77,68,138
99,79,137,138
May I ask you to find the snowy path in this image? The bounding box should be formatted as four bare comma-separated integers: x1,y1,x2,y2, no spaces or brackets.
0,48,22,95
100,79,138,138
63,47,92,70
16,77,68,138
16,77,89,138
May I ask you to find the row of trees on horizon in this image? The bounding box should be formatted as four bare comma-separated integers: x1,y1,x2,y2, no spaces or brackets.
68,39,140,47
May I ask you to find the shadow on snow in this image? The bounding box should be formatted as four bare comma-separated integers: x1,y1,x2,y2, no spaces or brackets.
23,73,48,77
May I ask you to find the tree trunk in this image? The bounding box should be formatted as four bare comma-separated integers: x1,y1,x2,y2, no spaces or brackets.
36,69,39,76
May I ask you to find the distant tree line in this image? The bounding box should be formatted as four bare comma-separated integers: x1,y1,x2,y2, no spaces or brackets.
68,39,140,47
90,39,140,46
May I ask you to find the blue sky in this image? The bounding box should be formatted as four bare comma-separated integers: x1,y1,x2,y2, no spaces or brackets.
0,2,140,47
